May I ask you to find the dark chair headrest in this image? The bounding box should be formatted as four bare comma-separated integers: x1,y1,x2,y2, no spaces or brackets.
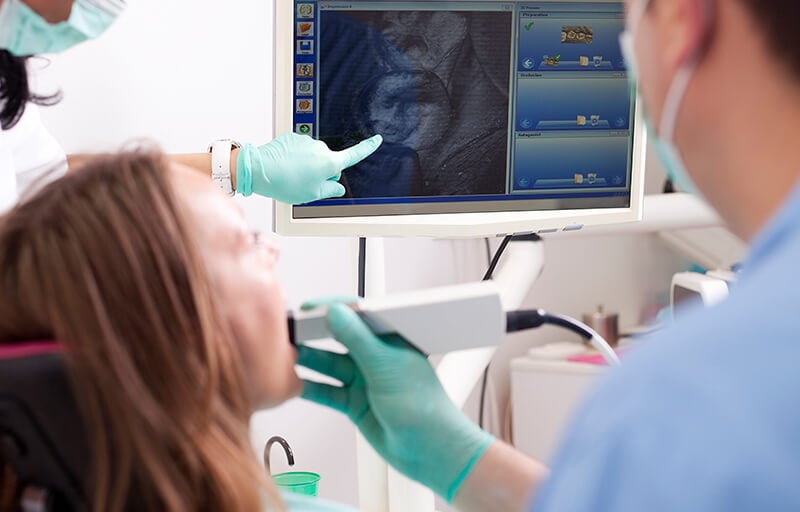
0,341,87,511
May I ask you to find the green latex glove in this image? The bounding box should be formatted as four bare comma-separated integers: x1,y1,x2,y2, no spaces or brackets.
296,302,494,502
236,133,383,204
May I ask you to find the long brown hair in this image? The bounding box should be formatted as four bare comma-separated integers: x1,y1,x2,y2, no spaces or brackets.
0,151,281,511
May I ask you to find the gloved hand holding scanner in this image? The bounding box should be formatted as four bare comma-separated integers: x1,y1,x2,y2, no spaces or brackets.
297,301,548,511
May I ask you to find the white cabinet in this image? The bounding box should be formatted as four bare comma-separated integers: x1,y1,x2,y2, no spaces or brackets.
510,356,603,463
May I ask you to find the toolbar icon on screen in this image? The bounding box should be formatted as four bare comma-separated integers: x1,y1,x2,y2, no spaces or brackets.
296,64,314,78
296,123,313,135
297,3,314,18
296,99,314,114
297,22,314,37
297,40,314,55
296,81,314,96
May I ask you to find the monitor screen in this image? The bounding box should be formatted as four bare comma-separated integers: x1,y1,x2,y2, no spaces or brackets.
275,0,644,237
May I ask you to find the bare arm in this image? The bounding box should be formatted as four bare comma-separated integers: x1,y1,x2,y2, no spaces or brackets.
452,440,549,512
67,150,241,188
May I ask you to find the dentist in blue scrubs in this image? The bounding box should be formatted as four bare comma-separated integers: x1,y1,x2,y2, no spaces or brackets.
300,0,800,510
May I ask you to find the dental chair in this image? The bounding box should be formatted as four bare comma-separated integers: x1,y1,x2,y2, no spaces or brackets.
0,341,88,511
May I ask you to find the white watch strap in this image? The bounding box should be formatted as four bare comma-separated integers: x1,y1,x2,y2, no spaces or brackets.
208,139,240,196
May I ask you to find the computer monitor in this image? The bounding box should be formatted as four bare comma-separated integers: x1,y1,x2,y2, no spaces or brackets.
273,0,646,238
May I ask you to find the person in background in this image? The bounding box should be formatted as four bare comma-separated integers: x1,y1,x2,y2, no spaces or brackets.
0,0,382,215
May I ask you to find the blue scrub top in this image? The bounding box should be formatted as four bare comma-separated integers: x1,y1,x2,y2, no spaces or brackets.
531,182,800,511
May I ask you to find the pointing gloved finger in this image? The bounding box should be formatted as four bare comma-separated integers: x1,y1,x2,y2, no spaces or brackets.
301,380,350,414
326,303,385,366
333,134,383,170
296,345,357,386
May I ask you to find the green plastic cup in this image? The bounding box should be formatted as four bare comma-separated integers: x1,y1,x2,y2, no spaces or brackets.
273,471,320,497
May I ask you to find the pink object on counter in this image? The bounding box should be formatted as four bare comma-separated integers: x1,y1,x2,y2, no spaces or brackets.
567,347,628,366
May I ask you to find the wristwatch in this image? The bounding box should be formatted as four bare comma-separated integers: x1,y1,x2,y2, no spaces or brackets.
208,139,242,196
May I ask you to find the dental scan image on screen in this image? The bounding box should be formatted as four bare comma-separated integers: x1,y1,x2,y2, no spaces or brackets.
291,1,636,221
318,9,512,198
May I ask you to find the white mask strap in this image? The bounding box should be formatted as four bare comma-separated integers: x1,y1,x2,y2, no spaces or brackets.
657,63,696,141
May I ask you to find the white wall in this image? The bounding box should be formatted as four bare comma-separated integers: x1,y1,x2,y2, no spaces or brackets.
29,0,688,507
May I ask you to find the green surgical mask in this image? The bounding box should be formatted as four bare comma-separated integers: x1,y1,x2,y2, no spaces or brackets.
0,0,125,56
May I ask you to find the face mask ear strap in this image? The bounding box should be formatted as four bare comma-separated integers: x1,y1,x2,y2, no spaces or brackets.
657,65,693,139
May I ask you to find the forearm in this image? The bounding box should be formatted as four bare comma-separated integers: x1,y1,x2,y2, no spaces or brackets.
67,151,241,189
168,151,241,189
452,440,548,512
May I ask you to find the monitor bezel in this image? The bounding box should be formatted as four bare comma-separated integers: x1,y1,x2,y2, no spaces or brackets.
272,0,646,238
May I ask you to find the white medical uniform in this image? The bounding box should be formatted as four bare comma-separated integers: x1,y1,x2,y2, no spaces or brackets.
0,103,67,214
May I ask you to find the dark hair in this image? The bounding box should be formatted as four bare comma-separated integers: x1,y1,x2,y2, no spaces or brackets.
0,50,61,130
738,0,800,79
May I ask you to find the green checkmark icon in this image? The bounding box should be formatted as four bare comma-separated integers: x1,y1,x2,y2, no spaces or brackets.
524,21,534,30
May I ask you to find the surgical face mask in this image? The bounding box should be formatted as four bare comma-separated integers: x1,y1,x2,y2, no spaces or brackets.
619,0,701,195
0,0,125,56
